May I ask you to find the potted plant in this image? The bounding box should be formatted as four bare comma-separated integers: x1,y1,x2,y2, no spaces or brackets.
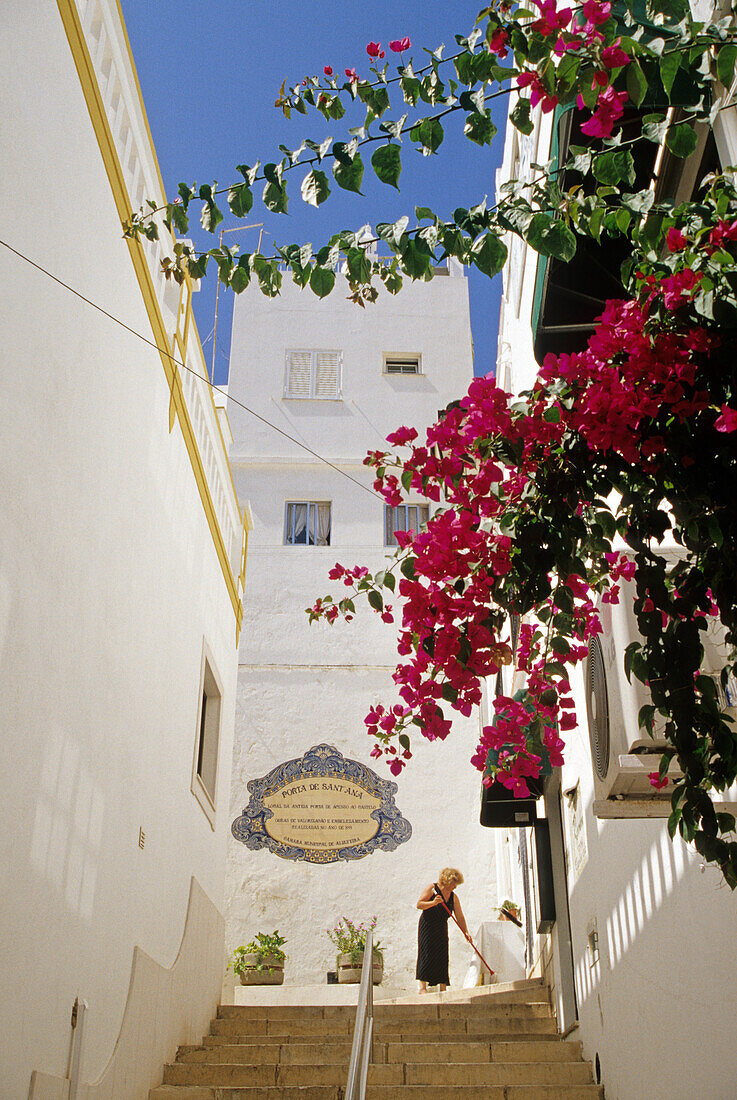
327,917,383,985
498,900,522,927
229,931,287,986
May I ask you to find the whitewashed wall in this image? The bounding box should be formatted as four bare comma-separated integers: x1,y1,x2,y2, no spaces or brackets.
496,97,737,1099
225,276,507,995
1,4,240,1098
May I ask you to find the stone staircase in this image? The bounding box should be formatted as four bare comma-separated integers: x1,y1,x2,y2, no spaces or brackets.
150,979,604,1099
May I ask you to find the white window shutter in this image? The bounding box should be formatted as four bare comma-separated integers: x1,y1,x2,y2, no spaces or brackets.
286,351,312,398
314,352,341,398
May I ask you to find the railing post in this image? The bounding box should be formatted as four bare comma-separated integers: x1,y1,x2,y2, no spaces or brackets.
345,929,374,1100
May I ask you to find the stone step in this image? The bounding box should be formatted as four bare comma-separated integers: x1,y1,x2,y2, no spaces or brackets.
163,1061,594,1089
151,1086,604,1100
217,1001,553,1023
178,1039,583,1066
208,1015,559,1040
379,980,548,1006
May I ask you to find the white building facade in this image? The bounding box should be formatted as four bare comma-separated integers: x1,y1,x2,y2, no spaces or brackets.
224,270,521,995
1,3,247,1097
494,75,737,1100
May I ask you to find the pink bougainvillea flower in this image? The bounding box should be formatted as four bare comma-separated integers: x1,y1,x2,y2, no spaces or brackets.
582,0,611,23
531,0,572,37
345,67,358,81
666,227,688,252
517,70,558,113
386,425,419,446
488,28,509,57
709,218,737,248
648,772,669,790
715,404,737,433
580,86,628,138
324,65,333,76
601,43,630,69
389,37,411,52
660,268,700,310
366,41,385,59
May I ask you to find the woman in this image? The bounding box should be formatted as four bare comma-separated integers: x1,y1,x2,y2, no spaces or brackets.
416,867,471,993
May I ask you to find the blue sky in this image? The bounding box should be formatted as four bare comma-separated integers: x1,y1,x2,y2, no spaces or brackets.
120,1,508,385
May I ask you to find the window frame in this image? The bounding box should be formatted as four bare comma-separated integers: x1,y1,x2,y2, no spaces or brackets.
191,642,224,829
384,502,430,547
284,500,333,547
383,353,422,376
284,349,343,400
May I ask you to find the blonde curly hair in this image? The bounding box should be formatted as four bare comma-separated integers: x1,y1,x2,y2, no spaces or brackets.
438,867,464,888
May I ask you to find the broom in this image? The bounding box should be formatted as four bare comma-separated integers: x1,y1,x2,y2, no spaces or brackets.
434,892,496,979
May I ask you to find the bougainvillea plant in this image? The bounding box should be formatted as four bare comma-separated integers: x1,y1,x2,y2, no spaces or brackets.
127,0,737,886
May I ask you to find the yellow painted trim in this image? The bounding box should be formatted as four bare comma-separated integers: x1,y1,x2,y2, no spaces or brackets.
56,0,243,637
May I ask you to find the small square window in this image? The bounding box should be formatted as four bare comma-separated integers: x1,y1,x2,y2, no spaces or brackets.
285,502,332,546
385,503,429,546
192,650,222,828
384,354,421,375
285,350,342,399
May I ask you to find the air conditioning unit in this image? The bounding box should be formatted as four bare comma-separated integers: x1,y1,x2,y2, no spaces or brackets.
586,570,737,818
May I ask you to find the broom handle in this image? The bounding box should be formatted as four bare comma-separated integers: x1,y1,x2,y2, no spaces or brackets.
436,894,496,978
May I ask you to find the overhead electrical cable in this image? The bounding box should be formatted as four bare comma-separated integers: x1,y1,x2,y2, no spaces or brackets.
0,237,383,501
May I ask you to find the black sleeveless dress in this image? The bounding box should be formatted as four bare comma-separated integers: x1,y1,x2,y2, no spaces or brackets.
416,884,454,985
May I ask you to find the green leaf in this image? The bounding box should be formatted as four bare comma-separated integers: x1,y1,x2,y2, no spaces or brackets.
400,556,416,579
401,238,434,279
383,571,396,592
231,259,251,294
263,180,288,213
309,265,335,298
626,60,648,108
470,232,508,277
510,98,534,135
332,147,364,194
301,168,330,207
659,51,681,97
593,149,635,186
227,183,253,218
717,43,737,90
464,111,497,147
526,214,577,262
642,113,668,144
368,589,384,612
346,247,371,284
666,123,698,158
411,117,444,155
371,144,402,189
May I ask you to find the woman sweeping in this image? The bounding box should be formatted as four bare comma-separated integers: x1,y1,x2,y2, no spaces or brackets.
416,867,471,993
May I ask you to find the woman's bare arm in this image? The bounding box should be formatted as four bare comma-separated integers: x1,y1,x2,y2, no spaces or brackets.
417,883,443,910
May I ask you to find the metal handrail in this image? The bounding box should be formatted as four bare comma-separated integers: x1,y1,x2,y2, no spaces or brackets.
345,929,375,1100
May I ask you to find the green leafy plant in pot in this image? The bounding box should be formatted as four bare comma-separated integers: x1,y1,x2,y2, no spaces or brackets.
327,916,383,985
229,931,287,986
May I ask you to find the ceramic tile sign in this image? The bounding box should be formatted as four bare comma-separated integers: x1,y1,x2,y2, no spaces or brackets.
231,743,412,864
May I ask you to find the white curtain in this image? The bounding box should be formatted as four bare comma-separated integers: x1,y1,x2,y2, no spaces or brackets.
288,503,308,543
311,503,331,546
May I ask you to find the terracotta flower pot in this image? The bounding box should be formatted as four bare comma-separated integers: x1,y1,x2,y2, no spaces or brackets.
238,952,285,985
336,950,383,985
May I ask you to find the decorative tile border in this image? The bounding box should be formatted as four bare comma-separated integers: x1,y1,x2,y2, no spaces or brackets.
231,743,412,864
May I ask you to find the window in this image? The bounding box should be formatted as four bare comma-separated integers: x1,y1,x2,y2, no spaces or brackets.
192,650,222,827
285,502,331,546
285,350,342,399
384,503,429,546
384,354,421,375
